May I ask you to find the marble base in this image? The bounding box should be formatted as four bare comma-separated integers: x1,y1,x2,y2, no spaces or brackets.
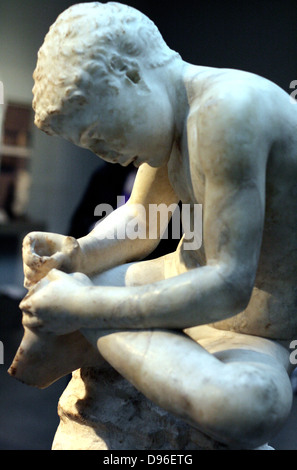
51,367,274,451
52,367,230,450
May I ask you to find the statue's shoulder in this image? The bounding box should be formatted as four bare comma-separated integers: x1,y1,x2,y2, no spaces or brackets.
188,67,285,114
186,67,291,144
186,68,286,174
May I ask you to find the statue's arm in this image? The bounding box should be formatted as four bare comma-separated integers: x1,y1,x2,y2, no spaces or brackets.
72,162,265,329
77,163,178,276
22,163,178,288
21,143,266,333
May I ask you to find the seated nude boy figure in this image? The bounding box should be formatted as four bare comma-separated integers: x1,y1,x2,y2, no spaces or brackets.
19,2,297,449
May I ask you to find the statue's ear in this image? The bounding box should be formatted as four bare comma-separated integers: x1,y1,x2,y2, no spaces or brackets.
67,91,87,106
125,68,141,84
110,55,141,85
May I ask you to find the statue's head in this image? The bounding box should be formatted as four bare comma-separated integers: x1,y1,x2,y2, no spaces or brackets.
33,2,180,135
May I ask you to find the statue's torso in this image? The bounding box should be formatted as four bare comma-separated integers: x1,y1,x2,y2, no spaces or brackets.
168,68,297,341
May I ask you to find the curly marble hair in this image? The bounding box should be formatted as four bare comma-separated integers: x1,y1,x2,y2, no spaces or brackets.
32,2,180,134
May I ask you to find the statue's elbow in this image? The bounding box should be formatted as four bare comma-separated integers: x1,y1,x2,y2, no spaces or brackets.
219,265,255,317
229,277,254,316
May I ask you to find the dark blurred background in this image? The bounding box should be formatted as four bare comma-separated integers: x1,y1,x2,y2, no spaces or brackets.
0,0,296,449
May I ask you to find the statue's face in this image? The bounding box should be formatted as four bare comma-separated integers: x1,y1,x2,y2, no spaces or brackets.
54,71,176,168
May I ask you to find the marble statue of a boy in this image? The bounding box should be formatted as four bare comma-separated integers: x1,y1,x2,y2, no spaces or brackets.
15,2,297,449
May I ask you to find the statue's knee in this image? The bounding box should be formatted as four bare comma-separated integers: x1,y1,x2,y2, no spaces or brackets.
220,365,292,448
188,364,293,448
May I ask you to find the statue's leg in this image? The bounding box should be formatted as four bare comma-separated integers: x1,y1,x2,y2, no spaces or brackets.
88,326,292,449
78,261,293,449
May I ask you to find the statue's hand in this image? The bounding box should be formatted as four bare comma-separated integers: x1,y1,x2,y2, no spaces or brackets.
22,231,82,289
20,269,92,335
